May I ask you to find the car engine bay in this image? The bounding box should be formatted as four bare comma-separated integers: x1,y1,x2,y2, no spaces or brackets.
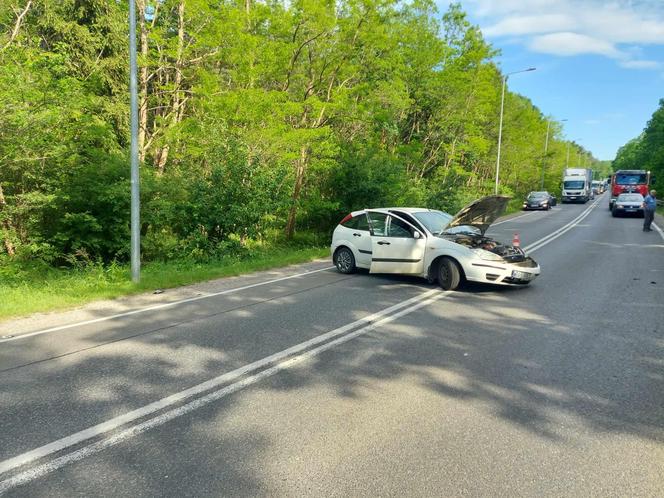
442,233,528,262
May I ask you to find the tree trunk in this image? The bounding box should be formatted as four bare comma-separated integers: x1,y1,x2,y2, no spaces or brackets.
137,0,148,163
2,0,32,51
153,1,184,174
285,145,309,240
0,183,16,256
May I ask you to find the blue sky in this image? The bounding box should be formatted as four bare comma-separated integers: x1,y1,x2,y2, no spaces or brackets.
446,0,664,160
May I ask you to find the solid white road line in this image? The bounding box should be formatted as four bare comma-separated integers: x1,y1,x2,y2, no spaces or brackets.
0,288,447,487
653,222,664,241
523,198,601,254
492,210,539,226
0,265,336,343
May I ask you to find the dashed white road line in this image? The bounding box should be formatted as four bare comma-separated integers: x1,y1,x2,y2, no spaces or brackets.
0,266,335,343
0,288,449,492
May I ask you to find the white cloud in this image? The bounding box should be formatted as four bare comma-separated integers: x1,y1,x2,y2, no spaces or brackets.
484,14,576,37
619,59,661,69
529,32,624,58
459,0,664,69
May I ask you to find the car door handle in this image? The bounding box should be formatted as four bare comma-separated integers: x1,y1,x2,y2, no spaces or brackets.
353,233,362,237
377,241,391,245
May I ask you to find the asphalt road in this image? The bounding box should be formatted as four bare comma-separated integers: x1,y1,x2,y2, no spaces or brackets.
1,194,663,497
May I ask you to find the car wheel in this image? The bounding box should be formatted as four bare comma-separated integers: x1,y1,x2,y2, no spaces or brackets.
437,257,461,291
334,247,356,274
612,210,618,217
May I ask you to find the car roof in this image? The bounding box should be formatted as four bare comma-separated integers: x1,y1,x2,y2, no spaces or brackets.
361,207,439,214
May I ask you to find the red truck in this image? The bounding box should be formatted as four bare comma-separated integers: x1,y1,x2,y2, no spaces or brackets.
609,170,651,210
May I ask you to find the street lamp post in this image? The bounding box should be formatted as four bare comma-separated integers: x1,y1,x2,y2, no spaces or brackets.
541,118,567,190
495,67,536,195
129,0,140,283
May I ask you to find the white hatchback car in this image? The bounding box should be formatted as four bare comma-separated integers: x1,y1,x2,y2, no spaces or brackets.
330,196,540,290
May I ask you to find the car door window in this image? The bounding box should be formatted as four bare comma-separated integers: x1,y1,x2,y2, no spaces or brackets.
367,212,388,236
341,216,359,229
387,216,414,238
355,214,370,231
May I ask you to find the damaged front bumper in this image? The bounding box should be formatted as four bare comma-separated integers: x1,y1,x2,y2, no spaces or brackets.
466,257,540,286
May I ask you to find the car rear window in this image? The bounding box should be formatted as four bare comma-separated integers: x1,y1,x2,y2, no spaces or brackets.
341,214,369,230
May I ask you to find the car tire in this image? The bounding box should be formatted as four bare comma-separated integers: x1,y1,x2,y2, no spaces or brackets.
612,210,618,217
437,257,461,291
334,247,356,274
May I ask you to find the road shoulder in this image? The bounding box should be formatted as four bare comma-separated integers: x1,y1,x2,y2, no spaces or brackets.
0,259,332,336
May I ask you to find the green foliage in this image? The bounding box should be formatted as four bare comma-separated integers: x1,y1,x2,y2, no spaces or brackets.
613,99,664,193
0,0,596,271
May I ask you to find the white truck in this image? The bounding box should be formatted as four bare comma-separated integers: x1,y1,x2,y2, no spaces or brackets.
561,168,594,203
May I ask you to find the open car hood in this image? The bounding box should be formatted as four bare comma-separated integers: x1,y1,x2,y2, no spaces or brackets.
444,196,510,235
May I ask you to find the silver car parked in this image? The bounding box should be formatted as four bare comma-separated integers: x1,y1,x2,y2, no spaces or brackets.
611,193,644,217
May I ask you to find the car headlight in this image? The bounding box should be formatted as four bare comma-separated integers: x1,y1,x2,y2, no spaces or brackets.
472,248,504,261
616,204,624,208
540,201,548,206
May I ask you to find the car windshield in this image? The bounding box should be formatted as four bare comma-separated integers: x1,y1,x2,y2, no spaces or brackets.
527,192,547,199
564,180,585,189
412,210,453,235
617,194,643,202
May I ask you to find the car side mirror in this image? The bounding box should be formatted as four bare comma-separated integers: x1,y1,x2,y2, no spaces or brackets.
413,231,421,239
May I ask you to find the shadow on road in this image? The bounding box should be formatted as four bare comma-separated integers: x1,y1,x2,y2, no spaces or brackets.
1,266,663,496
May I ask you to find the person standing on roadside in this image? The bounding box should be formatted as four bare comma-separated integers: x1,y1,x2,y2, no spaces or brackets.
642,189,657,232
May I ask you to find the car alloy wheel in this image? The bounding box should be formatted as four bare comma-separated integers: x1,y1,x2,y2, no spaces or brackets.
334,247,356,274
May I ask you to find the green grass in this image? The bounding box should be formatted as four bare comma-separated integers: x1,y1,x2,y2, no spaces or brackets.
0,247,329,322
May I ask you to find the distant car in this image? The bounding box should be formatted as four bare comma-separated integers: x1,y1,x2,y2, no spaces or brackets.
612,193,644,217
591,181,602,195
523,191,555,210
331,196,540,290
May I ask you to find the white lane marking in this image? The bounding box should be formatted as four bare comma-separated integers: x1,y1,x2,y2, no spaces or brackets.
653,223,664,241
492,211,539,226
0,288,446,483
523,198,600,254
0,266,336,343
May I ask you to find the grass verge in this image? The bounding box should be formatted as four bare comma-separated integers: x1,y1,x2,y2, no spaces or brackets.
0,247,329,322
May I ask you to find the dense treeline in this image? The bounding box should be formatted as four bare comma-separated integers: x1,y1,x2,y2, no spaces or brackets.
613,99,664,192
1,0,598,265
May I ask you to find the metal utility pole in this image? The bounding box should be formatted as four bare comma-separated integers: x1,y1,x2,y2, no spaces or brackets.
495,67,536,195
129,0,141,283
